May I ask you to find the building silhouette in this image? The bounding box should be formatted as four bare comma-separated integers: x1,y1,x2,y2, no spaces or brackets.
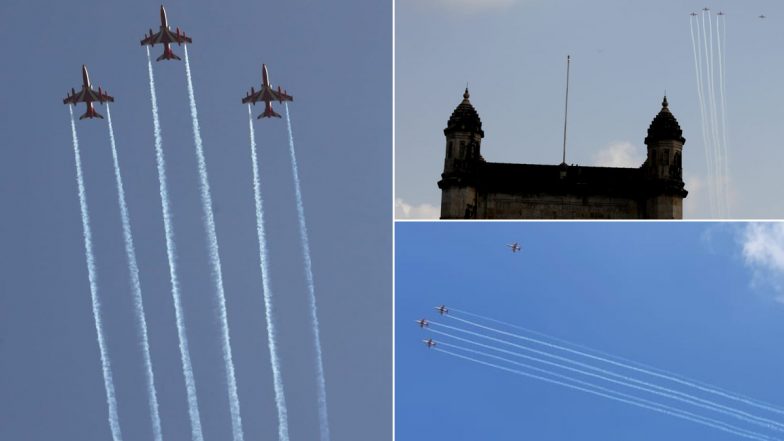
437,90,688,219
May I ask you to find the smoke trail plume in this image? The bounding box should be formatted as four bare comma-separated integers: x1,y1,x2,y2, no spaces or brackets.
285,103,331,441
450,307,784,415
435,348,778,441
690,15,717,215
183,46,245,441
106,105,163,441
68,105,123,441
146,47,205,441
248,105,290,441
445,311,784,416
430,329,784,432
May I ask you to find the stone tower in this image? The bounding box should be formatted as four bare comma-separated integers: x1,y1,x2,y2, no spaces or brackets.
642,96,688,218
438,88,484,219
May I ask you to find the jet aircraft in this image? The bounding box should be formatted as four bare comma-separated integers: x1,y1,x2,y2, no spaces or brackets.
416,319,429,328
506,242,521,253
241,64,294,118
759,14,766,19
435,305,448,316
423,339,437,348
689,12,698,16
140,5,192,61
63,65,114,120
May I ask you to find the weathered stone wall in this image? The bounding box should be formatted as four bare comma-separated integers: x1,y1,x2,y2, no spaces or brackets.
476,192,644,219
440,184,477,219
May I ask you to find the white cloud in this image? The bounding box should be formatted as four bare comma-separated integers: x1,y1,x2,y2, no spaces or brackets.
592,141,644,168
683,175,705,219
741,223,784,302
395,198,440,219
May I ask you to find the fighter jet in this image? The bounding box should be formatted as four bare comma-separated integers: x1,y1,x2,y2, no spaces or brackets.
690,12,698,17
506,242,521,253
434,305,448,316
62,65,114,120
423,338,437,348
702,7,710,12
241,64,294,119
717,11,725,16
416,319,429,328
140,5,192,61
759,14,766,19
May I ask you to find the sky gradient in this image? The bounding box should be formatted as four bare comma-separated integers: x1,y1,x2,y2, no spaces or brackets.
0,1,391,440
396,222,784,440
396,0,784,219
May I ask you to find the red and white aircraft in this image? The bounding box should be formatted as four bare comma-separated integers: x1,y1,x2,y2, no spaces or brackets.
242,64,294,119
434,305,448,316
506,242,521,253
423,338,437,348
63,65,114,120
416,319,429,328
140,5,192,61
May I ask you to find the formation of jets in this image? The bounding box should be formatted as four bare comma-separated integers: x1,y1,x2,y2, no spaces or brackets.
140,6,192,61
242,64,294,119
63,5,293,123
690,9,765,18
62,65,114,120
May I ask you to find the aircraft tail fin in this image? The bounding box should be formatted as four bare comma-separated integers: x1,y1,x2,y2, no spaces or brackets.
258,103,282,118
80,104,103,120
156,47,181,62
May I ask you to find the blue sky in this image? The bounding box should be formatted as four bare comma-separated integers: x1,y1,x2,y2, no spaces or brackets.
0,1,390,440
395,0,784,219
396,222,784,440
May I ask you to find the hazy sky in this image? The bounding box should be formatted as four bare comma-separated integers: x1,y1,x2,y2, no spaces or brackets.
396,222,784,440
395,0,784,219
0,1,390,440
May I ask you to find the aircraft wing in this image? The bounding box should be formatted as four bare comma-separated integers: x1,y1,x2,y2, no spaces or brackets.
269,88,294,102
141,30,163,46
141,28,192,46
63,90,85,105
241,89,265,104
85,88,114,103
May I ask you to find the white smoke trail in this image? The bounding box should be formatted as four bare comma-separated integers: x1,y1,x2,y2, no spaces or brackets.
434,348,779,441
106,105,163,441
247,105,290,441
146,47,205,441
68,105,123,441
284,103,330,441
429,329,784,432
449,307,784,415
701,11,722,216
443,313,784,416
716,14,731,215
706,13,725,216
183,46,245,441
690,16,717,216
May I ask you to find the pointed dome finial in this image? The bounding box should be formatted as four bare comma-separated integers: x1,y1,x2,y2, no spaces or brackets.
662,95,669,108
463,87,470,100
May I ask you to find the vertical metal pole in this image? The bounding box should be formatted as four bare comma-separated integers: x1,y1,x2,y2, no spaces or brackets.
562,55,571,165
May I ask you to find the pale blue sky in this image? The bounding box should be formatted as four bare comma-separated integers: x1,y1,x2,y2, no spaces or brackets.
0,1,390,440
396,222,784,440
396,0,784,219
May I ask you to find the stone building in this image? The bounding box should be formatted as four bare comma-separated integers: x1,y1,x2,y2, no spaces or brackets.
437,90,688,219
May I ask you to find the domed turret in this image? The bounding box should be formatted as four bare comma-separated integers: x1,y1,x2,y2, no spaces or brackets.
645,96,685,145
444,88,484,137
